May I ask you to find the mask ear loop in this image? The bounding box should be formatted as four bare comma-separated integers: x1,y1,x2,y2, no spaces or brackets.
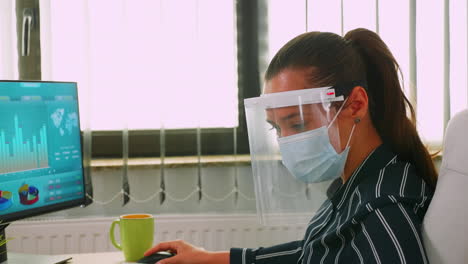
326,97,360,149
327,97,349,129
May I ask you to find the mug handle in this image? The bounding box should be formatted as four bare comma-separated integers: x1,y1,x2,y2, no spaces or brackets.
109,219,122,250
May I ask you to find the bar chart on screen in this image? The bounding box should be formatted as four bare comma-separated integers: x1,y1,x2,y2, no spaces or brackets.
0,114,50,174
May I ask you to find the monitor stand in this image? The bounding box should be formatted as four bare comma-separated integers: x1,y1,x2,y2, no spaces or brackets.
0,224,8,263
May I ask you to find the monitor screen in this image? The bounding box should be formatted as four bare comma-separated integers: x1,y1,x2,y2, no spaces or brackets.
0,81,86,222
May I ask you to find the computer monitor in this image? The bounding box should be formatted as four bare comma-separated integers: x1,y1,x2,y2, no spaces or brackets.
0,80,88,262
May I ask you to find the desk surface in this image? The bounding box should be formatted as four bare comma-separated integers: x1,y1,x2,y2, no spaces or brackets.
7,252,129,264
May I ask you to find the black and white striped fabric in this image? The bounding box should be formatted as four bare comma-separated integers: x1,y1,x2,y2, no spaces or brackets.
231,144,434,264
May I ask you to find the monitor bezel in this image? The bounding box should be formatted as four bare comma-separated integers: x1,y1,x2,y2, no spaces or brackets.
0,80,87,223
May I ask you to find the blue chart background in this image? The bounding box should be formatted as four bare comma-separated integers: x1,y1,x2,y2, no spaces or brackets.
0,81,85,217
0,103,48,152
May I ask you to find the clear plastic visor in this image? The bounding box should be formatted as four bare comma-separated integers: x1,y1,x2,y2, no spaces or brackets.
244,87,346,226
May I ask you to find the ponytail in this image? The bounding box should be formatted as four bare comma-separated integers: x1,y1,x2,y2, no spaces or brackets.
265,28,438,187
343,28,437,187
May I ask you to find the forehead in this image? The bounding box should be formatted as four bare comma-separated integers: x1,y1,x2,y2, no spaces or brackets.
266,103,325,121
264,68,317,94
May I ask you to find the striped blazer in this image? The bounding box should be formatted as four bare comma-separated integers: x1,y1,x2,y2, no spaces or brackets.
231,144,434,264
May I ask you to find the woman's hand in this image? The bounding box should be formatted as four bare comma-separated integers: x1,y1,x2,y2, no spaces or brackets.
144,240,229,264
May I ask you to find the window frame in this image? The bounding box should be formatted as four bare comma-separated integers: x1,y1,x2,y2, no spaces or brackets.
16,0,42,80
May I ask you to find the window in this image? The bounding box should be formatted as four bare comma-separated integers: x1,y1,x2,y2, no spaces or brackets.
0,1,17,79
42,0,238,131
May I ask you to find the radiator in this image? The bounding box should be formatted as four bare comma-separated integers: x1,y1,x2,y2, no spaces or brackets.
5,214,306,255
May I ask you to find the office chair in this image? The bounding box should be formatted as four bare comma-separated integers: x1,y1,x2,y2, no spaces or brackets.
422,109,468,264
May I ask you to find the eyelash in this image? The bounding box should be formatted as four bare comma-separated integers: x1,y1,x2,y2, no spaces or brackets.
292,123,306,131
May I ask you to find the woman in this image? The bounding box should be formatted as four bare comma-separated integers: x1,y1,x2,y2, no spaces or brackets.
145,28,437,264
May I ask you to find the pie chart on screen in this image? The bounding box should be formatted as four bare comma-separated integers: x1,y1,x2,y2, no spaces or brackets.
0,190,13,211
18,184,39,205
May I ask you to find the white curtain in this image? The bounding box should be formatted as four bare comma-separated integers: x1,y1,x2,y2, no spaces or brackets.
0,0,18,80
40,0,238,131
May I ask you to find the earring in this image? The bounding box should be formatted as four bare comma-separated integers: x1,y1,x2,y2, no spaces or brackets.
354,117,361,124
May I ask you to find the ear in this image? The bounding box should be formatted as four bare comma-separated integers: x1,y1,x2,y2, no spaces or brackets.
341,86,368,120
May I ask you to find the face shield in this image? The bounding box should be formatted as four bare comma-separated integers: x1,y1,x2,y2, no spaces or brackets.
244,87,350,226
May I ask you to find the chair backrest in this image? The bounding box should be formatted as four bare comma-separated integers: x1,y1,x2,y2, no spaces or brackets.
422,109,468,264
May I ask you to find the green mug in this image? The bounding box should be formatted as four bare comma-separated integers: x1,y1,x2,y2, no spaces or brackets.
109,213,154,262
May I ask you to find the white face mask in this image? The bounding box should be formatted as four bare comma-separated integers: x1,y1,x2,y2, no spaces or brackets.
277,99,356,183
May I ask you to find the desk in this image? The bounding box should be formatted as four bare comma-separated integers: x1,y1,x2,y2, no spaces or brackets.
7,252,129,264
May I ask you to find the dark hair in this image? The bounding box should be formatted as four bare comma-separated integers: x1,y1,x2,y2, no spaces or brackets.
265,28,438,187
